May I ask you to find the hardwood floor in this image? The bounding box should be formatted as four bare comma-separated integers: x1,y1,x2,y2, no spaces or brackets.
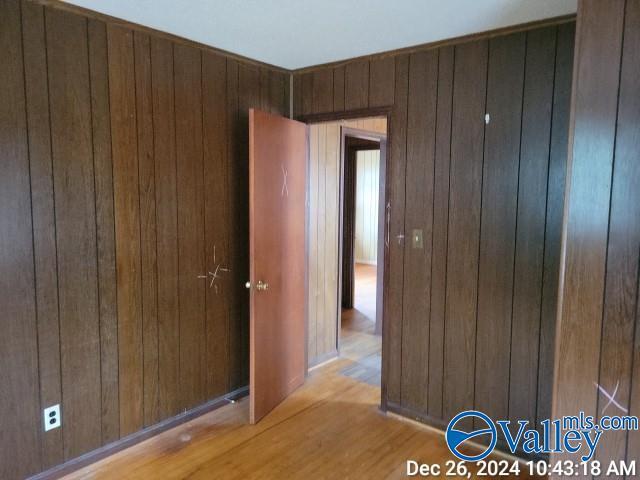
62,262,534,479
339,263,381,385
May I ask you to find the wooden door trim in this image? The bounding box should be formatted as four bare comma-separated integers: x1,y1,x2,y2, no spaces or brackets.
302,110,389,386
338,126,387,355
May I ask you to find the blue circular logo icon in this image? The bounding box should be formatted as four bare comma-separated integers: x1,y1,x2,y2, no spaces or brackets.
445,410,497,462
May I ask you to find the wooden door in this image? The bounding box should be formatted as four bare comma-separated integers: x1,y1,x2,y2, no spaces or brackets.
248,109,307,424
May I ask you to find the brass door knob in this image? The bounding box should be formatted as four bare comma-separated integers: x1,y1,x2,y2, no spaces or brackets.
256,280,269,291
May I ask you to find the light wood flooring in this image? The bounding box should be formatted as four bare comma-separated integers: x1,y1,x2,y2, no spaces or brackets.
62,263,533,479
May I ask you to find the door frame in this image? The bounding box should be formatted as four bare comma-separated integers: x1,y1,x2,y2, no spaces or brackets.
298,107,392,411
339,127,387,343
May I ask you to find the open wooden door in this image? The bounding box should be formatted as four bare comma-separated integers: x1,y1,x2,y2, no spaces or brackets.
248,109,307,424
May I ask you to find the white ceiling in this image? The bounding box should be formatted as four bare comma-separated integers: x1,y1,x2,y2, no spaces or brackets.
62,0,577,70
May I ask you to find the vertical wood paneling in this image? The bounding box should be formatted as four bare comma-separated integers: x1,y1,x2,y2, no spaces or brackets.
236,63,260,387
308,125,319,362
48,9,102,458
2,1,291,476
87,18,120,445
316,125,327,353
175,44,206,410
475,33,525,422
324,123,340,354
383,55,409,405
443,40,488,423
596,0,640,466
622,1,640,464
354,150,380,264
537,22,574,429
226,59,244,390
300,72,313,116
369,57,395,107
203,51,230,398
21,0,64,466
0,1,41,477
268,70,288,116
400,51,438,412
332,66,345,112
293,73,303,118
312,68,333,114
428,45,453,420
296,21,572,462
150,37,180,419
345,60,369,110
134,31,159,428
551,1,625,465
107,24,144,437
508,27,556,429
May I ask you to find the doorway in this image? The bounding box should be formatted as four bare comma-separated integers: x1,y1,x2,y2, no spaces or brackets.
306,116,387,389
338,126,386,385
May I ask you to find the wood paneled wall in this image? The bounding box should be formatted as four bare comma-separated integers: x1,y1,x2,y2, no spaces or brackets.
551,0,640,473
307,118,385,367
295,21,575,448
355,150,380,265
0,1,288,478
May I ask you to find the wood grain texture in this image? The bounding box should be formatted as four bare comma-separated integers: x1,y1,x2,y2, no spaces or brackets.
508,27,556,429
295,22,572,459
226,59,244,391
551,0,625,467
47,8,102,458
108,24,144,438
300,72,313,117
248,110,307,424
316,125,327,356
21,0,64,467
175,43,206,410
400,51,438,412
537,22,574,430
0,1,41,477
369,57,395,107
312,68,333,114
87,17,120,445
307,118,386,367
134,31,160,428
345,60,369,110
474,32,525,423
1,0,290,476
150,37,181,419
236,63,260,388
308,124,319,362
443,40,488,423
202,51,230,398
332,66,345,112
427,45,453,420
323,123,340,355
383,54,409,405
595,0,640,467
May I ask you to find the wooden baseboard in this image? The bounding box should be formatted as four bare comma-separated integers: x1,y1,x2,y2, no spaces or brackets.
384,401,546,464
28,386,249,480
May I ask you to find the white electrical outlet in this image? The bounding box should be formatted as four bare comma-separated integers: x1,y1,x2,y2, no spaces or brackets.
43,404,61,432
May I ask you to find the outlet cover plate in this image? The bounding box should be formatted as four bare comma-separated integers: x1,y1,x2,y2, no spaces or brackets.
43,404,61,432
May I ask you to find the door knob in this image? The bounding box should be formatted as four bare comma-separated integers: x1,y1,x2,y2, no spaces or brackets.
245,280,269,291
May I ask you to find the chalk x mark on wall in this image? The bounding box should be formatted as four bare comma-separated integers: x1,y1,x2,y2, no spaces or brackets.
594,381,628,415
197,244,231,294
